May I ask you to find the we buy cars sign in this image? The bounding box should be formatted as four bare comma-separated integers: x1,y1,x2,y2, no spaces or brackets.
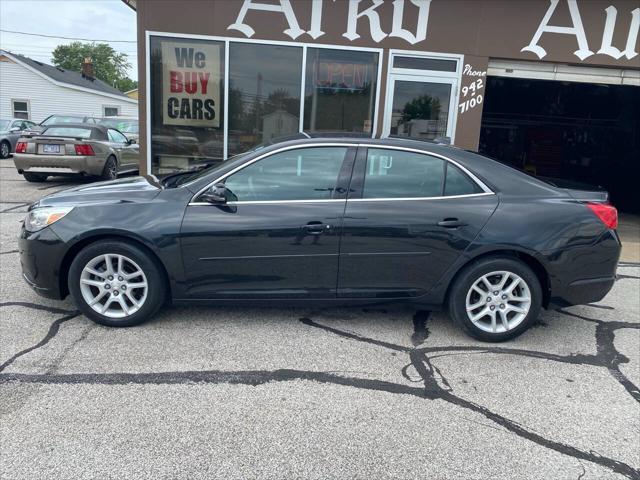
162,42,220,127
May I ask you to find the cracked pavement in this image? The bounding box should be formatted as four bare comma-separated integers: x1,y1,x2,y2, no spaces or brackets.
1,165,639,479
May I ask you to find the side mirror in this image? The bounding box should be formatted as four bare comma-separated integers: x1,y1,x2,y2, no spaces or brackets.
199,183,228,204
9,127,21,132
127,138,137,145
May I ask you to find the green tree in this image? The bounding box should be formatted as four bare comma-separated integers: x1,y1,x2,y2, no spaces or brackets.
401,95,441,124
51,41,137,92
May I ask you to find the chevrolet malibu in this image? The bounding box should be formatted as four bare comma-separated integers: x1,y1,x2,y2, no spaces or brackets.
19,137,620,341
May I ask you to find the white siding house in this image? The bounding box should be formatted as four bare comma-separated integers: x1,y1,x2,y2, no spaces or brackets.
0,50,137,122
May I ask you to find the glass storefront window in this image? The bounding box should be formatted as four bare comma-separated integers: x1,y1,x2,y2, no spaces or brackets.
149,36,224,174
389,80,451,140
228,43,302,156
304,48,379,135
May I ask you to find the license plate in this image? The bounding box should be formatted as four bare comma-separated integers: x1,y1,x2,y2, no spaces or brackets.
43,144,60,153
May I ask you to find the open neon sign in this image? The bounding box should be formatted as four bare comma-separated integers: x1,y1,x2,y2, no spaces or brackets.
314,61,372,91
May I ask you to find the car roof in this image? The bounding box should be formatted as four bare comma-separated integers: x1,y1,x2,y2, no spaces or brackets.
205,135,564,198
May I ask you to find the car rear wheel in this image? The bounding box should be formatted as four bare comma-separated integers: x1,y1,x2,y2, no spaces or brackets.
23,172,48,182
100,156,117,181
0,141,10,159
68,240,166,327
448,256,542,342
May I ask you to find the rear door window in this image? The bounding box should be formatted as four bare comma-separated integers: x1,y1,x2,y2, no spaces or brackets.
444,163,484,196
362,148,445,199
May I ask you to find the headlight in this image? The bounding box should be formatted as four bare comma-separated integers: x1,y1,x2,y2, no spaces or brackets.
24,206,74,232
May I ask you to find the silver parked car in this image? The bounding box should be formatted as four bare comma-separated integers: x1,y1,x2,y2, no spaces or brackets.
13,124,139,182
0,118,37,159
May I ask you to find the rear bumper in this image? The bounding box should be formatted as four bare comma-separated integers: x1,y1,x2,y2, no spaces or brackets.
546,229,621,308
19,225,67,300
13,153,106,176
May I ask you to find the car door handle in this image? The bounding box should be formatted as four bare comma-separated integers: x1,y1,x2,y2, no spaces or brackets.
304,222,331,235
437,218,467,228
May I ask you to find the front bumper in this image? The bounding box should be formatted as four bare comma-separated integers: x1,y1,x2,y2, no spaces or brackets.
19,225,67,300
14,153,106,176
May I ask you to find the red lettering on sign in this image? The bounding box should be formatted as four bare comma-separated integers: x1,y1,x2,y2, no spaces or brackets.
199,72,210,95
170,71,183,93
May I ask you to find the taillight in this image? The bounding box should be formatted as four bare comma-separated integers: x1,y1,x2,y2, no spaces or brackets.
15,142,27,153
74,144,95,156
586,202,618,229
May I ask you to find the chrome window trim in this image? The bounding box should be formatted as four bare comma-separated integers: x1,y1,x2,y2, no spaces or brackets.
348,192,494,202
188,143,494,205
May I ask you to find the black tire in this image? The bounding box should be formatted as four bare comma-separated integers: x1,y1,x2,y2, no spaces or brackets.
100,156,118,181
23,172,48,182
448,256,542,342
68,239,166,327
0,141,10,159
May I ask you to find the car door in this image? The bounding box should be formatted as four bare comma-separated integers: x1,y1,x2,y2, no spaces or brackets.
179,145,356,299
337,146,499,299
107,129,137,170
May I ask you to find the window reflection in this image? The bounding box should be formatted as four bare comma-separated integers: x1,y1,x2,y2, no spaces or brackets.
390,81,451,140
224,147,347,201
150,36,224,174
228,44,302,156
304,48,378,134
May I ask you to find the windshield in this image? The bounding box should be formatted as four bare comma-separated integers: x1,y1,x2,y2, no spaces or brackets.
99,119,138,134
42,127,93,138
42,115,85,126
0,120,10,131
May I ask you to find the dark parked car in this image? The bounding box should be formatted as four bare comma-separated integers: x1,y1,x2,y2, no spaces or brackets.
19,137,620,341
0,118,37,158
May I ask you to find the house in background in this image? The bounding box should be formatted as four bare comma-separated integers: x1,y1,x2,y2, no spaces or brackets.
0,50,137,122
125,88,138,99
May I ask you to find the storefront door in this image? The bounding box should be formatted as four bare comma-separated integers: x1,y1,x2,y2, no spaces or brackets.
384,74,458,141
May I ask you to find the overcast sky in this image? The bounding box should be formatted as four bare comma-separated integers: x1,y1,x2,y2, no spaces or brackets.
0,0,138,78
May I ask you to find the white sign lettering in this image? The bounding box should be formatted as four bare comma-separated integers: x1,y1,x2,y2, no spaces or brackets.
522,0,593,60
389,0,432,44
228,0,305,40
343,0,387,42
597,6,640,60
229,0,433,45
523,0,639,61
459,77,485,114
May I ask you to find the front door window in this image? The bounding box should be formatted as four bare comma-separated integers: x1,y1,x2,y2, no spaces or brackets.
223,147,348,202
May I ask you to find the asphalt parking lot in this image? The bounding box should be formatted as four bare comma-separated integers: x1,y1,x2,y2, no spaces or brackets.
0,163,639,480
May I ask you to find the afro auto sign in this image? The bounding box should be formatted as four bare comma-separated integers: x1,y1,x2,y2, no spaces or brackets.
227,0,639,61
162,42,220,127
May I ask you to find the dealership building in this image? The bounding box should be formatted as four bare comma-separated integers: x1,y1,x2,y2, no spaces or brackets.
126,0,639,212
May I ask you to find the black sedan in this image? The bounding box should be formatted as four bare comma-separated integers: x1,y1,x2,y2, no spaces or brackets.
19,137,621,341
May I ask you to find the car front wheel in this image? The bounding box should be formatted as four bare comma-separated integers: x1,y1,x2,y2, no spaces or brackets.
68,240,166,327
448,256,542,342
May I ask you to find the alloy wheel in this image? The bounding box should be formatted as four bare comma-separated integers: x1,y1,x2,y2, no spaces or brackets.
465,270,532,334
79,253,148,318
1,142,9,158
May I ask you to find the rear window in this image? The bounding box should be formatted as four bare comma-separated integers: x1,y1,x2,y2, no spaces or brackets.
42,116,85,126
42,127,93,139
